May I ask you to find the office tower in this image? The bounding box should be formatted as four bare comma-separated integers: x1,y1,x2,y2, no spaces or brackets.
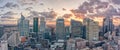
0,40,8,50
100,16,114,36
56,17,65,40
18,14,29,37
0,25,4,38
40,17,46,32
82,25,86,39
70,19,82,38
83,18,99,41
33,17,38,33
116,25,120,36
43,28,51,41
65,26,70,39
7,31,20,47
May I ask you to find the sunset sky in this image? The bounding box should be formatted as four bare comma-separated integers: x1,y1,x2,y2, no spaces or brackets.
0,0,120,26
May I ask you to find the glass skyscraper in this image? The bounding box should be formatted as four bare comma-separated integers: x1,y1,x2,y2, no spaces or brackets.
33,17,38,33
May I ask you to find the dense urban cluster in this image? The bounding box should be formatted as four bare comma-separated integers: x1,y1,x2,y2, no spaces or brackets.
0,14,120,50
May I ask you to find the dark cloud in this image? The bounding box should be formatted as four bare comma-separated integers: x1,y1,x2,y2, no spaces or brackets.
62,8,66,11
25,7,33,11
40,3,44,5
0,2,19,9
62,14,72,18
111,0,120,4
71,0,120,17
40,11,57,19
28,11,40,18
18,0,39,5
48,8,53,11
27,10,57,20
0,11,17,19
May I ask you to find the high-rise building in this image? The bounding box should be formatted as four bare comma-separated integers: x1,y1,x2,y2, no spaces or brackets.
33,17,38,33
18,14,29,37
65,26,70,39
116,25,120,36
0,25,4,38
83,18,99,41
56,17,65,40
0,40,8,50
40,17,46,32
70,19,82,38
100,16,114,36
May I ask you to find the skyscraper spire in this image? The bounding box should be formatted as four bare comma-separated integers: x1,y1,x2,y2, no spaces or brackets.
21,13,25,20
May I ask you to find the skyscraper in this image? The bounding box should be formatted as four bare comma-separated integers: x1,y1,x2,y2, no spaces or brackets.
18,14,29,37
0,25,4,38
40,17,46,32
70,19,83,38
83,18,99,41
100,16,114,37
116,25,120,36
56,17,65,40
33,17,38,33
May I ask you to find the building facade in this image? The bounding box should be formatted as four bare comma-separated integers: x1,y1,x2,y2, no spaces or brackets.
83,18,99,41
18,14,29,37
56,17,65,40
70,19,83,38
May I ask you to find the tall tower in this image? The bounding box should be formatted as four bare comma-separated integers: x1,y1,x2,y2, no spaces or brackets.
100,16,114,37
83,18,99,41
18,14,29,37
0,25,4,38
33,17,38,33
103,16,114,32
56,17,65,40
40,17,46,32
70,19,82,38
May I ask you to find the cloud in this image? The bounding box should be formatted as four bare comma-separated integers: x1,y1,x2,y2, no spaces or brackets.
28,11,40,18
62,14,72,18
25,7,33,11
71,0,120,17
62,8,67,11
18,0,40,5
40,11,57,19
40,3,44,5
0,2,19,9
111,0,120,4
0,11,17,19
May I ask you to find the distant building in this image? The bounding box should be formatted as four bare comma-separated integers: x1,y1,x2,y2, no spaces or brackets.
70,19,83,38
116,25,120,36
0,40,8,50
66,38,76,50
65,26,70,39
0,25,4,38
7,31,20,47
75,38,86,50
83,18,99,41
100,16,114,37
55,17,65,40
40,17,46,32
33,17,39,39
33,17,39,33
18,14,29,37
51,40,65,50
